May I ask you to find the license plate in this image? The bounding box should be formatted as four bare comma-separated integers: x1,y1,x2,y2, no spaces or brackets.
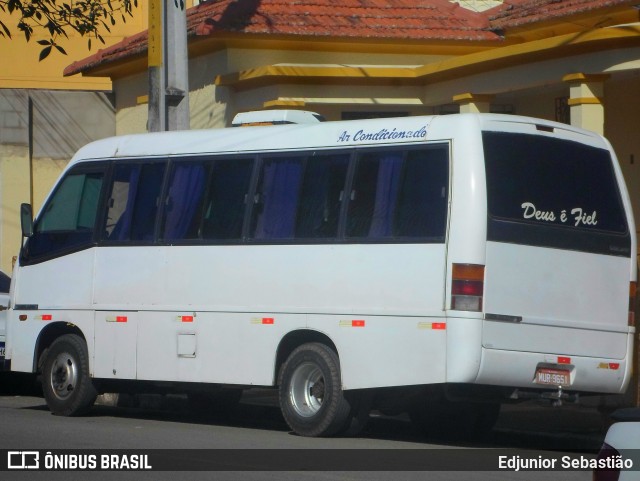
535,368,570,386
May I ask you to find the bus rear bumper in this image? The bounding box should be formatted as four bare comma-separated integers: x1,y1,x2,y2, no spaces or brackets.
475,346,632,395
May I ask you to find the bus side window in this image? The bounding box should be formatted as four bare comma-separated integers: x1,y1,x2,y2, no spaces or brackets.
200,158,254,240
251,157,305,240
23,167,105,262
162,161,207,241
346,146,449,241
161,157,255,242
347,151,402,238
394,147,449,239
104,163,166,242
295,154,349,239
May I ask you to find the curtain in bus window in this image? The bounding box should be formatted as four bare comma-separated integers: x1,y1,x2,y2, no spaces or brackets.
368,154,403,237
347,151,403,238
347,146,449,241
163,163,206,240
108,166,140,240
107,163,165,242
253,158,303,239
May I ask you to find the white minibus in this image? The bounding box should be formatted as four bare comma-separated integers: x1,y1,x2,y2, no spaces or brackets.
4,112,636,437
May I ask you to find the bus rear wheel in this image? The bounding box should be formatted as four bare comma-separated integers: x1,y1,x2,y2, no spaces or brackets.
278,343,352,437
42,334,97,416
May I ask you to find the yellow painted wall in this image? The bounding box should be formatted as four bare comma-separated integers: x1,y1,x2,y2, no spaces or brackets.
0,149,69,274
0,146,30,273
0,0,204,91
0,1,148,91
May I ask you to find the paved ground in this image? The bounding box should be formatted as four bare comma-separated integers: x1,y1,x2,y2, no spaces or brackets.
0,370,625,451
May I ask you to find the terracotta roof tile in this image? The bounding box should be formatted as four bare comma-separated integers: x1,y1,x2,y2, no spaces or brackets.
490,0,639,28
191,0,494,40
65,0,501,77
65,0,638,77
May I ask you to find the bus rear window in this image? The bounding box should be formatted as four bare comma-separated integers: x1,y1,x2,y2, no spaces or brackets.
483,131,630,256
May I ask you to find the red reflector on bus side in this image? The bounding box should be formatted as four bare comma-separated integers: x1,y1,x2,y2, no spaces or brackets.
352,320,365,327
262,317,274,325
558,356,571,364
432,323,446,330
41,314,52,321
181,315,194,323
116,316,127,323
609,363,620,370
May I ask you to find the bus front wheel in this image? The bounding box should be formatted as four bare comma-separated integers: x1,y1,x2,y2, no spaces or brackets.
278,343,351,437
42,334,97,416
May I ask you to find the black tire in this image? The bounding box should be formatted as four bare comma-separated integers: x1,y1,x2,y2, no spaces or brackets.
42,334,97,416
337,389,373,436
278,343,351,437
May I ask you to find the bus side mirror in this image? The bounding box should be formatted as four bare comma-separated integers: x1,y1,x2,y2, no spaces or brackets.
20,203,33,238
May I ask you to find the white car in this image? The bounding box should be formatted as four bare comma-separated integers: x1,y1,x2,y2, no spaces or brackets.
593,408,640,481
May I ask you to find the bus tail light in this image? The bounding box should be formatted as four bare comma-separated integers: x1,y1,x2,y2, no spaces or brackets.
451,263,485,312
629,281,636,327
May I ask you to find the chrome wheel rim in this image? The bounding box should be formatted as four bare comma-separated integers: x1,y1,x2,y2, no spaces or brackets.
288,362,324,417
49,352,78,401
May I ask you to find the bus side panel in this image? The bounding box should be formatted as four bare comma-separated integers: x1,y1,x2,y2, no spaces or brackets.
93,247,167,307
134,312,448,389
161,244,446,317
7,310,95,374
136,311,300,385
93,311,138,380
133,243,447,388
443,316,484,383
325,315,447,390
9,249,97,373
13,249,96,310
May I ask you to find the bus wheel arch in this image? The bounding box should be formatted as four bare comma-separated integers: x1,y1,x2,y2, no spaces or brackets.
34,322,87,374
274,330,338,386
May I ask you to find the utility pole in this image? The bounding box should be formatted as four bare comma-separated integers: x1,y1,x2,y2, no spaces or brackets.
148,0,190,132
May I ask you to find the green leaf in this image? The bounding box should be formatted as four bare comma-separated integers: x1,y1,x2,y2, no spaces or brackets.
39,45,52,61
